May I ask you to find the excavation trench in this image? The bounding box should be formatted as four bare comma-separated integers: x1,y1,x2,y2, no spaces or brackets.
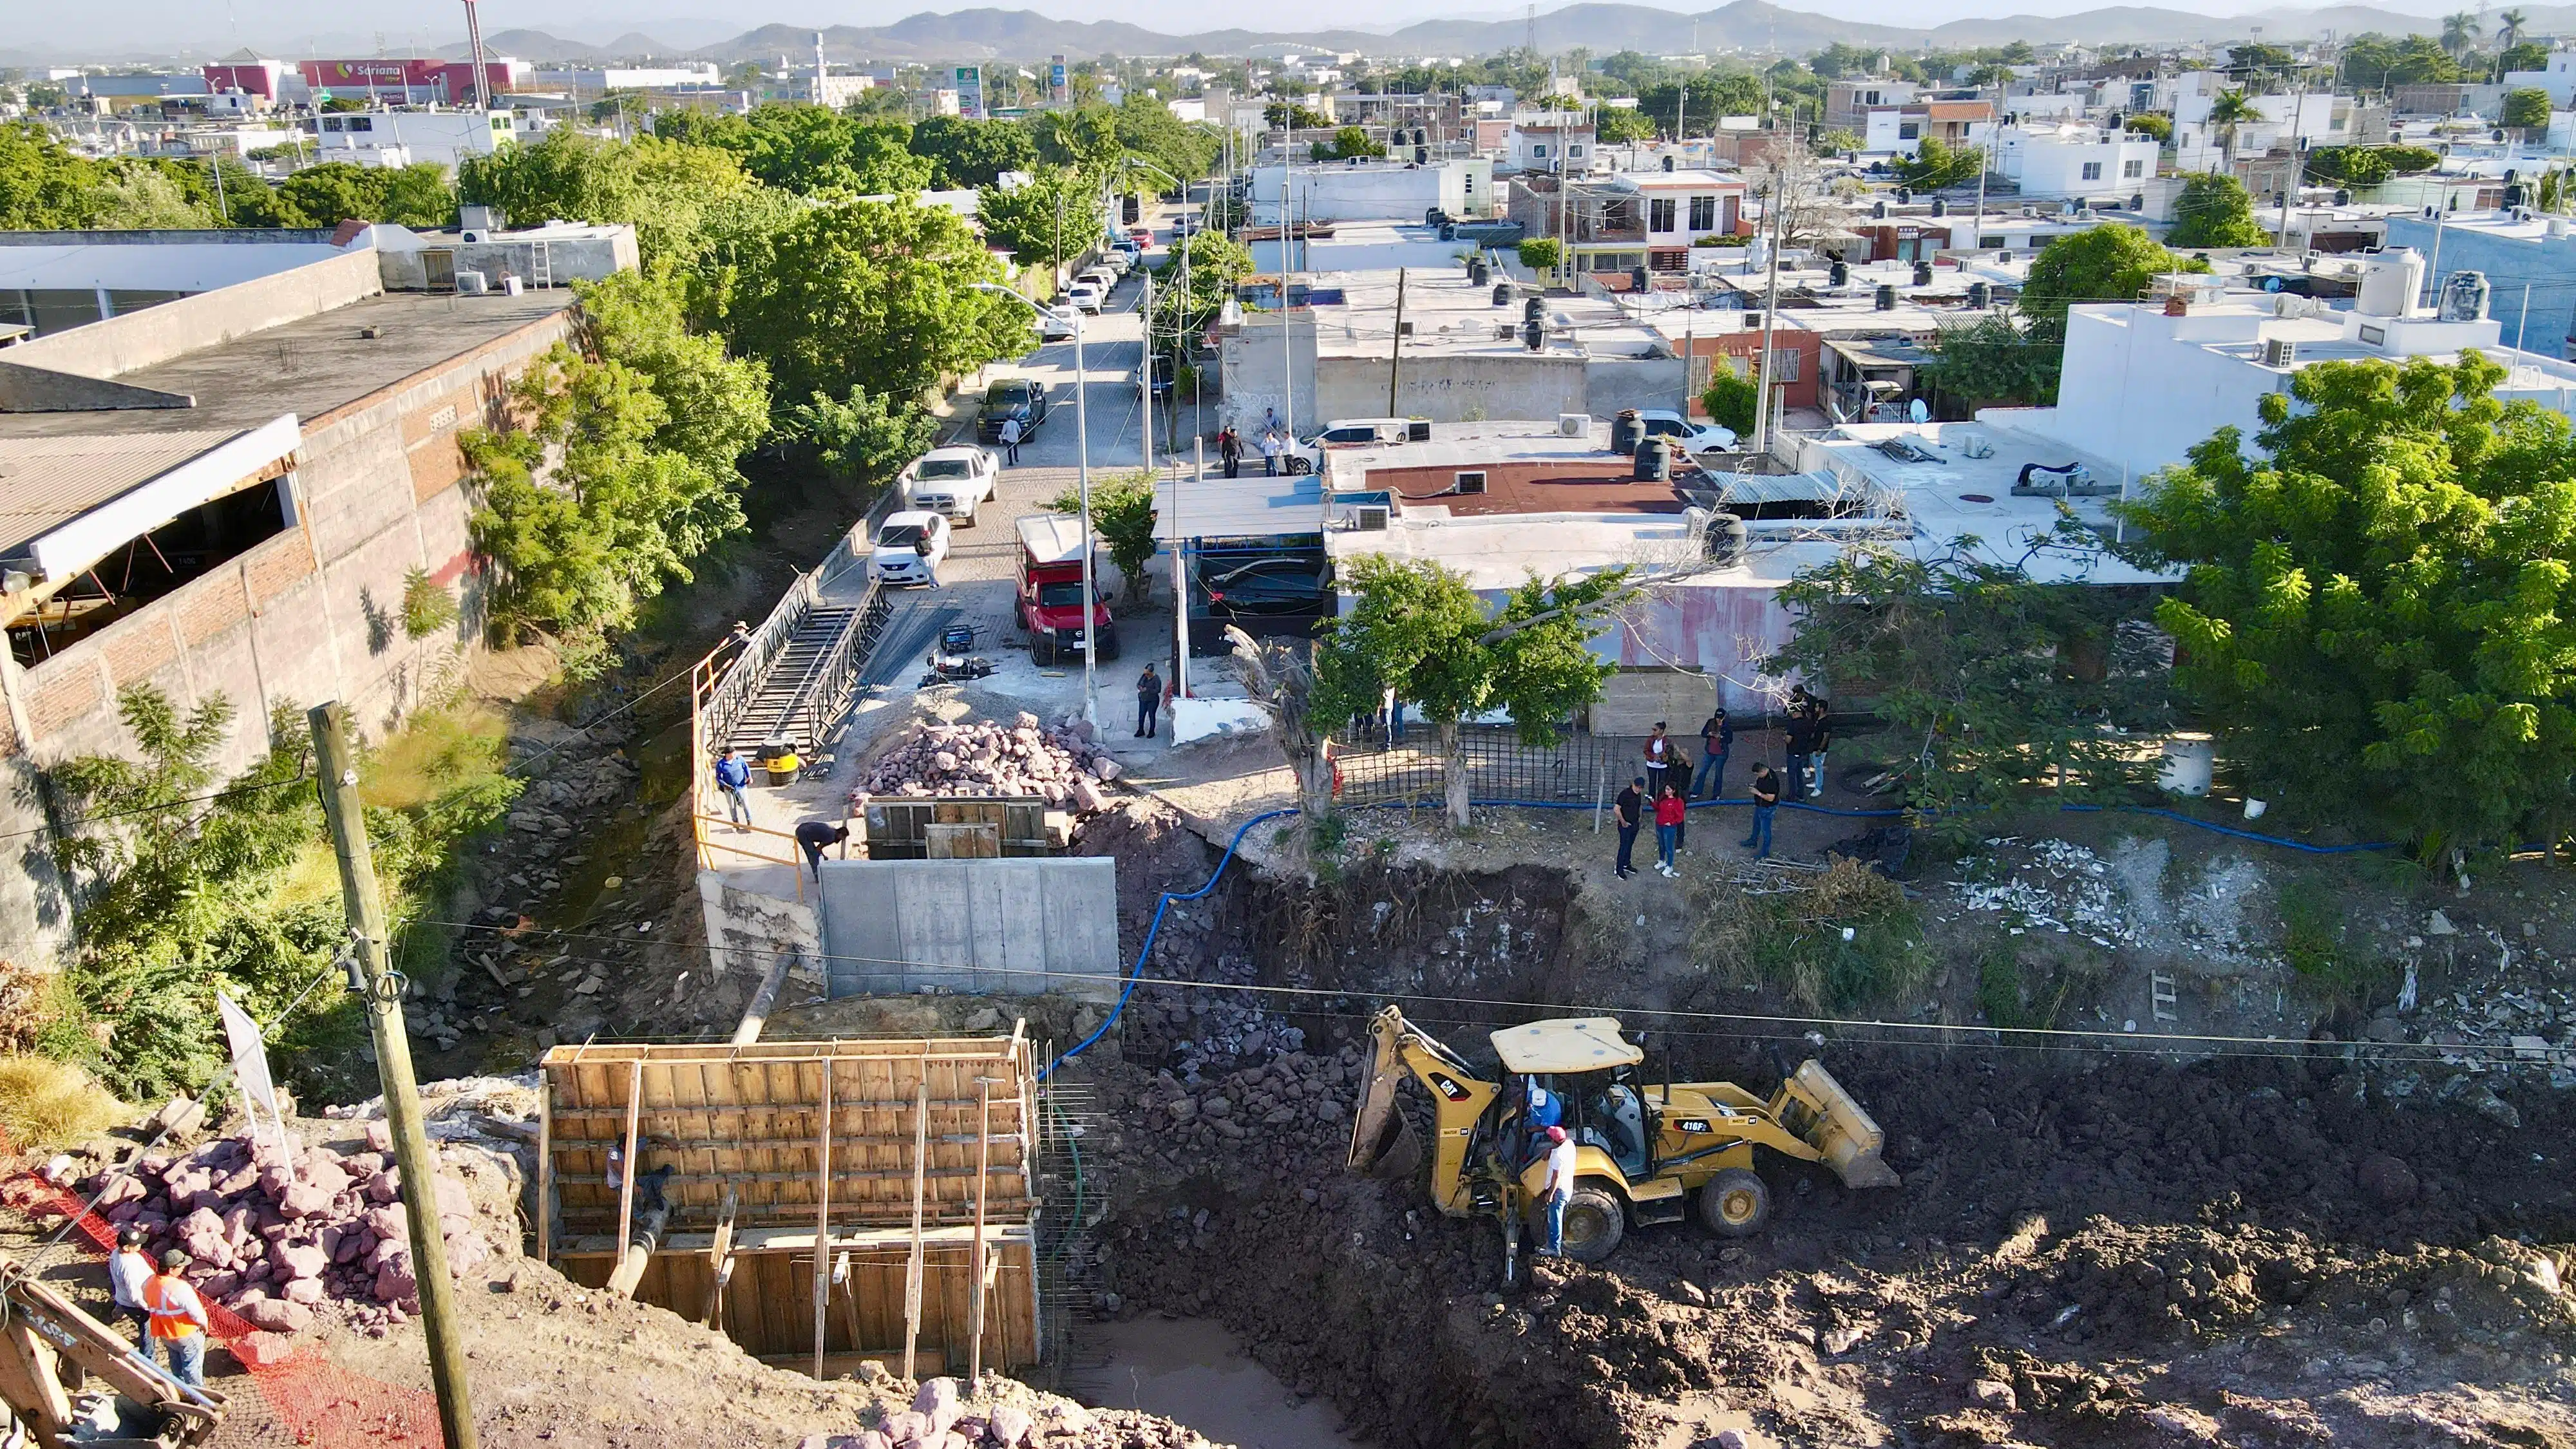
1066,839,2576,1448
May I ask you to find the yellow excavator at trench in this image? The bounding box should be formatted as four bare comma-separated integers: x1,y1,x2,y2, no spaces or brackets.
1345,1006,1899,1278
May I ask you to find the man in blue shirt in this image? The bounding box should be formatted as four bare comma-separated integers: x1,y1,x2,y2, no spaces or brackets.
712,748,752,830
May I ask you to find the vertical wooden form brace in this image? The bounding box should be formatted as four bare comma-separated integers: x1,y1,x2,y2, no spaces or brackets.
612,1059,643,1271
535,1075,554,1267
810,1057,836,1379
901,1078,930,1381
969,1076,992,1385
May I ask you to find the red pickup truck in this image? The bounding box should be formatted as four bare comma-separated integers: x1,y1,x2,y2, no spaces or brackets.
1015,515,1119,664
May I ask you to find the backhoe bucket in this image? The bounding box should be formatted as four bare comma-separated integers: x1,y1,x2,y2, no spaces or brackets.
1347,1012,1425,1182
1785,1060,1902,1190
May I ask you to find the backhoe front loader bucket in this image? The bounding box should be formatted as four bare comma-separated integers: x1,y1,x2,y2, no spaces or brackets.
1783,1060,1902,1190
1347,1009,1425,1182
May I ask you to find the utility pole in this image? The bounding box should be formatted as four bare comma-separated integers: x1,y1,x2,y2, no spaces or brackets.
310,702,477,1449
1387,267,1406,414
1750,111,1789,454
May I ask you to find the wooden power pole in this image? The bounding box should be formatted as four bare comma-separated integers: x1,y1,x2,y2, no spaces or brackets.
310,702,479,1449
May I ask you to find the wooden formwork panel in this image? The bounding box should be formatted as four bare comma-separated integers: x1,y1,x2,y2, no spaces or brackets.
556,1235,1041,1370
538,1035,1039,1238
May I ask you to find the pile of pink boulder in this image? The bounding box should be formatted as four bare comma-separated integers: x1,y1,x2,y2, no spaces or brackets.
855,714,1120,810
87,1122,488,1335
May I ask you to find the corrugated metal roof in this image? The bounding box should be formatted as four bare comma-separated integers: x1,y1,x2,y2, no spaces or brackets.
0,430,253,560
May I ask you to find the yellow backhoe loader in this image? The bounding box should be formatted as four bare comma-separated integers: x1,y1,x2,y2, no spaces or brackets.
1345,1006,1899,1278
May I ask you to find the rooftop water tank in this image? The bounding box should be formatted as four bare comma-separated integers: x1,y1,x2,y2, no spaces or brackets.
2354,247,2423,318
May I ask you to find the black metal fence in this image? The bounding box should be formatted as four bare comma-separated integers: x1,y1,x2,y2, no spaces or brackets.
1331,724,1639,807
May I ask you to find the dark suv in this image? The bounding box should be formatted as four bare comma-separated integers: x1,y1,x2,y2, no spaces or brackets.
978,378,1050,442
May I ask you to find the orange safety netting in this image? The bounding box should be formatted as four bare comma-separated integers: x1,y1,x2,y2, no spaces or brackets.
2,1160,444,1448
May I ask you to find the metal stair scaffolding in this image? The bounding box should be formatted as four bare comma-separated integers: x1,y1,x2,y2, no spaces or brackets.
724,603,858,755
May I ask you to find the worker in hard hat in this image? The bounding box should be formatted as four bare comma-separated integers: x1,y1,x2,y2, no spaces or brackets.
142,1249,210,1388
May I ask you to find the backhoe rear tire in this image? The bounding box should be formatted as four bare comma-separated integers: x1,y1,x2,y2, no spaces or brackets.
1558,1186,1625,1264
1698,1168,1770,1237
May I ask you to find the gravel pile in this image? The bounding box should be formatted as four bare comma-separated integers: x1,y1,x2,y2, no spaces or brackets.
1109,1043,1365,1183
88,1124,489,1334
855,714,1121,808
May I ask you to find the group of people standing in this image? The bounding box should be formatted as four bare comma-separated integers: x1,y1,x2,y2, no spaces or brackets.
1611,690,1827,878
1215,408,1292,478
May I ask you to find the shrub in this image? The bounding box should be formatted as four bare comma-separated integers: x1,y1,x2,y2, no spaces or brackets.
0,1056,127,1151
1687,857,1929,1012
1517,237,1562,271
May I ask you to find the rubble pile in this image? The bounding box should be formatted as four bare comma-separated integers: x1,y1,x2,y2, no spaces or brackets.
804,1372,1213,1449
1104,1042,1363,1187
855,713,1121,808
86,1125,489,1334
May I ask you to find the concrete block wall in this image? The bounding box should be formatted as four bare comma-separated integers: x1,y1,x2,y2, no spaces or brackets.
1,249,383,381
0,301,576,971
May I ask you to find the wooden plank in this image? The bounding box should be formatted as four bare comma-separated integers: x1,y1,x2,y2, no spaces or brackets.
702,1185,739,1327
901,1077,929,1381
969,1075,992,1384
810,1053,835,1378
535,1072,554,1267
612,1058,643,1285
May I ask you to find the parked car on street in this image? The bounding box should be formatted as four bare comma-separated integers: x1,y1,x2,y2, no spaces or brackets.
1015,515,1118,663
1032,303,1077,341
1197,556,1331,617
976,377,1050,442
1066,282,1104,314
1077,267,1118,293
869,512,951,586
898,446,998,524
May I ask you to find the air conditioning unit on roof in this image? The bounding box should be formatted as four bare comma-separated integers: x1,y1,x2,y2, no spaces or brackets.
1557,412,1588,437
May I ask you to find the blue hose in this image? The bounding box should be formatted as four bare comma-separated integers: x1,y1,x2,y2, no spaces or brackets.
1036,790,2409,1078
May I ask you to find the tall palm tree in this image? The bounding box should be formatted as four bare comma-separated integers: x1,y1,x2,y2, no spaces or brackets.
2207,87,2260,164
2440,10,2482,59
2496,7,2528,50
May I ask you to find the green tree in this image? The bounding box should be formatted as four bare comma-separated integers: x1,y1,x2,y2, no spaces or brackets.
715,196,1024,405
2503,88,2552,134
1898,135,1984,191
909,115,1036,188
1316,126,1387,162
1146,229,1253,378
1048,471,1159,603
2124,113,2173,142
1814,128,1864,156
2306,145,2397,186
1595,106,1659,145
465,269,766,642
459,131,753,263
2020,224,2205,334
2440,10,2483,58
1517,236,1562,272
1701,365,1760,435
2169,172,2269,248
260,161,456,228
976,167,1105,270
2497,41,2550,74
1770,537,2167,833
2206,88,2260,159
781,386,938,495
1028,107,1122,170
1112,91,1220,183
1262,102,1331,130
2116,352,2576,856
2338,35,2463,89
1920,311,2060,410
1317,556,1629,826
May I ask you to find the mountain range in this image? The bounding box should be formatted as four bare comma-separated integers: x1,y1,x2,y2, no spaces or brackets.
443,1,2576,64
17,0,2574,70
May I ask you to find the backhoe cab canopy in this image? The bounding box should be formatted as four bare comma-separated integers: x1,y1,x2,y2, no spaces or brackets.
1490,1017,1643,1075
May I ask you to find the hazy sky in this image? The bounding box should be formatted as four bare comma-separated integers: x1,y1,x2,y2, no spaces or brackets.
17,0,2457,61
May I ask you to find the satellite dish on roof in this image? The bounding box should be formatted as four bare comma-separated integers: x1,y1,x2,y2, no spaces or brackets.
1908,398,1929,424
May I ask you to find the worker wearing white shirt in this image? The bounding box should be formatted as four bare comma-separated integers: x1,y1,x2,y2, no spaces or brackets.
108,1227,156,1363
1538,1124,1578,1259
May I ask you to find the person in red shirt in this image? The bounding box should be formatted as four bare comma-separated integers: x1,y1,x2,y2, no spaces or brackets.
1653,786,1686,876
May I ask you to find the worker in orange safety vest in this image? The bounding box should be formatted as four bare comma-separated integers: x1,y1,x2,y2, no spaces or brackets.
142,1250,209,1388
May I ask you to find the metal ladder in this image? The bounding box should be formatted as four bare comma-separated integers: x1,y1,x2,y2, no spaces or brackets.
531,240,554,290
2150,971,2179,1024
723,605,857,753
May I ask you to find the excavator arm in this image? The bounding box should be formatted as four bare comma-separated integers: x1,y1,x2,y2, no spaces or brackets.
0,1249,226,1448
1346,1005,1506,1219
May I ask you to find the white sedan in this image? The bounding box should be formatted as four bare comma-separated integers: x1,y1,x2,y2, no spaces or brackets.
869,511,951,586
1032,303,1077,341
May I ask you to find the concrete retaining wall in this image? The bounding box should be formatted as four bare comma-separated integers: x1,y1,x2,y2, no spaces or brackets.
813,858,1120,1001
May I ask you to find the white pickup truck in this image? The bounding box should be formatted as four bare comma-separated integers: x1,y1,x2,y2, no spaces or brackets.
899,446,999,525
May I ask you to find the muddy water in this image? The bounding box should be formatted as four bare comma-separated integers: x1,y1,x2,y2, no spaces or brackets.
1087,1317,1363,1448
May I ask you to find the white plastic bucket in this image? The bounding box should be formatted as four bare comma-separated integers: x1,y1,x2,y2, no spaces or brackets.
2159,734,2215,797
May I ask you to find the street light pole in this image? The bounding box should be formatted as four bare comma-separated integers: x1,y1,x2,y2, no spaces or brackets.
976,281,1097,724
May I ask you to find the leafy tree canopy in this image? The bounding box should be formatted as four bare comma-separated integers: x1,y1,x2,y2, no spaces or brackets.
782,386,939,495
459,130,756,263
908,115,1036,189
712,196,1024,406
2116,352,2576,855
976,166,1107,270
2168,171,2270,248
1897,135,1985,191
2020,224,2206,334
1920,310,2060,412
653,104,930,194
